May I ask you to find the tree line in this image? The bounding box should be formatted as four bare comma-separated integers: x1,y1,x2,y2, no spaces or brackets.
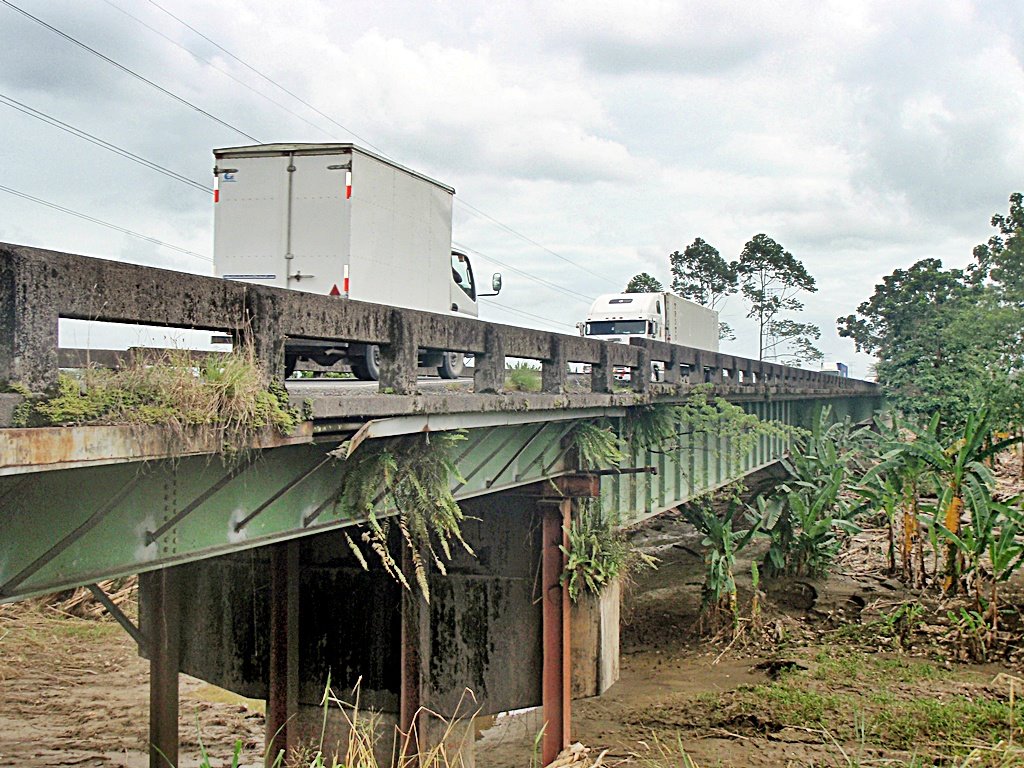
838,192,1024,433
625,234,822,365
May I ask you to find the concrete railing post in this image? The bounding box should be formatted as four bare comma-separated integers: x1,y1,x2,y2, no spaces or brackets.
473,325,505,394
663,346,681,386
631,347,651,394
591,343,614,394
0,248,59,393
542,336,568,394
692,351,706,385
379,310,419,395
240,290,285,383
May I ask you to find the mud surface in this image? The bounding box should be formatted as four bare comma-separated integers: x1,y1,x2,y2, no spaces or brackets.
4,465,1024,766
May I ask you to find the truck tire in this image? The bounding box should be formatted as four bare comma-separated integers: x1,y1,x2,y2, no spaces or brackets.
352,345,380,381
437,352,464,379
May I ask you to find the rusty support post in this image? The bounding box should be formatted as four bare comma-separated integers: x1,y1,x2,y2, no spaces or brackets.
267,541,300,765
541,498,572,763
145,567,180,768
400,544,422,738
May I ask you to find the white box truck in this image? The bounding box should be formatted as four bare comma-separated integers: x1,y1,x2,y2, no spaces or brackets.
579,292,719,380
212,143,500,379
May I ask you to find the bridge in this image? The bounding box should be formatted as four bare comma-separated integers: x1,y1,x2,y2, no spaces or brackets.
0,243,881,766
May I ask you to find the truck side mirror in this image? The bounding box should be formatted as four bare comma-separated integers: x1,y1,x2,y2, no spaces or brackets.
491,273,502,293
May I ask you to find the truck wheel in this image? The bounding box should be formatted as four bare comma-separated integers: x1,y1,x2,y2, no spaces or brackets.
352,345,380,381
437,352,464,379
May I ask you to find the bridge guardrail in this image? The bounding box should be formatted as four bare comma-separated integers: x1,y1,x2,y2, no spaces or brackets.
0,243,878,398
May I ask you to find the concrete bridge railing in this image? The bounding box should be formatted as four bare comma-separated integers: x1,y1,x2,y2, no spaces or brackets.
0,243,877,398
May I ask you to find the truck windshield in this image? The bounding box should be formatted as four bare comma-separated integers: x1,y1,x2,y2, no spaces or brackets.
585,320,648,335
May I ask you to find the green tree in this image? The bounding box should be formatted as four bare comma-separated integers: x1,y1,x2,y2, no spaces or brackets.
671,237,740,342
625,272,664,293
670,238,738,309
763,319,823,366
736,234,818,360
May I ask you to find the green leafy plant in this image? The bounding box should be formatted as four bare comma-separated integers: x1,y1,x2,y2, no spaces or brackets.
505,361,541,392
682,485,763,631
569,420,623,470
561,501,656,602
339,431,472,602
761,409,862,577
12,348,298,446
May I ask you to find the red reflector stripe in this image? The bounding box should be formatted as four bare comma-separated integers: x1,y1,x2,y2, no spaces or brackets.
343,276,350,293
214,188,220,203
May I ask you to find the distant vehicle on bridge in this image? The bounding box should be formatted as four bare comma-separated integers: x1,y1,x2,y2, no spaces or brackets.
212,143,501,380
577,292,719,380
821,361,850,377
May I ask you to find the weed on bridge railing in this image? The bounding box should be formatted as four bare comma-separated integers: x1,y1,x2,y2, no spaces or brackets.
338,432,472,601
9,346,298,452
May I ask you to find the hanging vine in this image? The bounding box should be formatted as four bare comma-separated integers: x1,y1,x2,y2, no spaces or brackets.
338,431,472,602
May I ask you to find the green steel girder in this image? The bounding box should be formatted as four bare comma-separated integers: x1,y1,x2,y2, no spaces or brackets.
0,393,882,603
601,395,882,525
0,421,572,602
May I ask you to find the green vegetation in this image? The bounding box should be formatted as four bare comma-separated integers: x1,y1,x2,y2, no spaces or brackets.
625,272,664,293
505,361,541,392
12,349,298,447
339,431,471,602
691,653,1020,756
736,233,821,364
562,501,657,602
760,410,863,577
839,193,1024,433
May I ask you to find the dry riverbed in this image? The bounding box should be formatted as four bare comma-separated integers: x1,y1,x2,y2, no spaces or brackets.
4,504,1024,766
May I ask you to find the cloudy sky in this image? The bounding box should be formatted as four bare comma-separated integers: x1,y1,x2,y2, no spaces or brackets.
2,0,1023,377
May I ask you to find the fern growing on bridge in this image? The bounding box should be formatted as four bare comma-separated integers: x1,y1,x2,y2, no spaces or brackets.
339,431,472,602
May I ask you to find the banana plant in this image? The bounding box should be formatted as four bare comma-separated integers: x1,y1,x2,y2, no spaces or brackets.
683,494,764,628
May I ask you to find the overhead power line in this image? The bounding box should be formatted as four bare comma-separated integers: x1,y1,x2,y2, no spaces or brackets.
138,1,622,291
0,92,210,194
452,241,595,304
479,299,575,333
0,0,260,142
456,199,620,288
143,0,384,153
0,184,212,263
99,0,338,143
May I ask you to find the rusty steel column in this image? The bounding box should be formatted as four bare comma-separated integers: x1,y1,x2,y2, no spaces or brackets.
266,541,300,766
146,567,180,768
541,498,572,764
400,544,422,738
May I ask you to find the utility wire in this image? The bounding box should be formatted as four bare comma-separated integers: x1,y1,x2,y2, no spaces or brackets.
0,93,210,194
453,241,595,304
479,299,575,333
143,0,384,153
0,0,260,142
99,0,338,143
139,0,621,290
456,199,620,288
0,184,212,263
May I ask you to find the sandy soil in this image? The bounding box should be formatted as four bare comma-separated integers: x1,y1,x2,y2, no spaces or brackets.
4,457,1024,767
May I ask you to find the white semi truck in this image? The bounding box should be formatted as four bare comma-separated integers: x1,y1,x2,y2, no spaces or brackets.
579,292,719,379
212,143,500,379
